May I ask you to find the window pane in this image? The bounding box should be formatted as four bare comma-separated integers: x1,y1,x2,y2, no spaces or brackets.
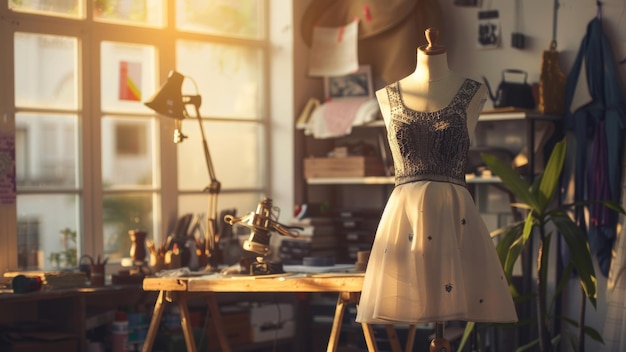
103,193,156,260
94,0,165,27
15,33,78,109
179,192,263,219
15,113,78,189
177,120,265,190
102,116,157,188
177,40,262,119
9,0,83,18
176,0,261,38
17,194,80,270
101,41,156,113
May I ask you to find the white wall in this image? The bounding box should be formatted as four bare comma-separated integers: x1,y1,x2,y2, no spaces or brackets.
442,0,626,109
440,1,625,350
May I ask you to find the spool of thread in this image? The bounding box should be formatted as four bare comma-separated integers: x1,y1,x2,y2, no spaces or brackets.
12,275,42,293
355,250,371,272
111,311,129,352
90,264,106,287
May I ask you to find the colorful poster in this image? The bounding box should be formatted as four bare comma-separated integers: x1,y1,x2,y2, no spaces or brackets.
0,131,16,205
119,61,142,101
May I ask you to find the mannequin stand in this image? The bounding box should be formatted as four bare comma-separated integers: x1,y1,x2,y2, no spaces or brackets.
430,322,451,352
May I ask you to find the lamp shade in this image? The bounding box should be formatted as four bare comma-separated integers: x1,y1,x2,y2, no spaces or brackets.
144,70,185,119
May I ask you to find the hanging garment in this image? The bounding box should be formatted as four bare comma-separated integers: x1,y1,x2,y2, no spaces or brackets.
564,17,626,277
355,80,517,324
301,0,443,87
604,163,626,351
308,20,359,77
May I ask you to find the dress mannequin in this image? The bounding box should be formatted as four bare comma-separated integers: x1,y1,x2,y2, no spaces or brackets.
376,28,487,142
356,28,517,351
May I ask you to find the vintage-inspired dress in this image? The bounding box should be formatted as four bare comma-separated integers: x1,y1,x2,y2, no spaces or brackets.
356,79,518,324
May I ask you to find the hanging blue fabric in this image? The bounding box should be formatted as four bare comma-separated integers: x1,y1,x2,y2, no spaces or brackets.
564,15,626,277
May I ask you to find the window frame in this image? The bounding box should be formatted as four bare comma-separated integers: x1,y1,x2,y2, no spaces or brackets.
0,0,292,273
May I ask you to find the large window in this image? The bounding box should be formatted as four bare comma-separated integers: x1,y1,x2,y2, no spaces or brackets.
1,0,271,270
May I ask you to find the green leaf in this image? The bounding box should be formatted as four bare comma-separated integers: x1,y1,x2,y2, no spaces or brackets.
481,153,539,211
582,325,604,343
552,215,597,306
495,222,524,276
551,334,562,348
521,211,535,244
491,222,520,239
510,202,533,211
552,262,575,312
536,139,566,212
515,339,539,352
563,331,579,352
503,212,535,278
603,200,626,215
561,316,605,343
538,233,552,316
457,321,475,352
530,172,543,201
503,236,523,279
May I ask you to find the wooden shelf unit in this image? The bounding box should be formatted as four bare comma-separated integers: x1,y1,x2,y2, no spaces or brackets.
0,285,155,352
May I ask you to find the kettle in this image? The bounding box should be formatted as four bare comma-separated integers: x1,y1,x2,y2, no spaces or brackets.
482,69,536,110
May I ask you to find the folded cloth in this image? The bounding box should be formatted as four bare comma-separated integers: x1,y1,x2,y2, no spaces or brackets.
306,98,377,138
352,98,381,125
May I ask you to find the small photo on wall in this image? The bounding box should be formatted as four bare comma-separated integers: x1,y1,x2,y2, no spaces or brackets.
324,65,374,101
477,10,500,49
454,0,480,6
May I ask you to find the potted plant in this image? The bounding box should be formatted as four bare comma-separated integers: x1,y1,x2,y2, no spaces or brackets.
49,227,78,269
459,138,623,352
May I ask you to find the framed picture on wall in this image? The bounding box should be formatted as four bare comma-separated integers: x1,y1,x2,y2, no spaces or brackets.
324,65,373,100
477,10,501,49
454,0,479,6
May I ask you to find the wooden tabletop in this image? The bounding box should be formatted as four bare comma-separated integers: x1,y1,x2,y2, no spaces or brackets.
143,272,365,293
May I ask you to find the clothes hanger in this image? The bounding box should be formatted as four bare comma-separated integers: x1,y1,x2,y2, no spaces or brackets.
618,0,626,65
592,1,626,65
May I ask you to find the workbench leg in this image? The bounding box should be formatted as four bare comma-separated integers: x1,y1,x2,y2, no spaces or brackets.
386,325,402,352
326,292,348,352
405,324,416,352
361,323,378,352
206,293,232,352
142,290,166,352
327,292,374,352
177,293,198,352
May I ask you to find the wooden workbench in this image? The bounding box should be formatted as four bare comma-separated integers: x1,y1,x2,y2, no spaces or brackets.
142,272,418,352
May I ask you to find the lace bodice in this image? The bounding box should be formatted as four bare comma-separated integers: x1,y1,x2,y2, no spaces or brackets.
385,79,480,187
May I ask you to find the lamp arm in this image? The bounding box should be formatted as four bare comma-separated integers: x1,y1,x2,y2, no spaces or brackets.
190,103,221,193
190,102,221,261
271,222,303,238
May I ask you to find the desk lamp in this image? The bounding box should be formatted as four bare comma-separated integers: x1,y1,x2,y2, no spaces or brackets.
144,70,220,271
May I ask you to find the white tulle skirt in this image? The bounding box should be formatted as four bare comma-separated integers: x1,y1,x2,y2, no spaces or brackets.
355,180,518,324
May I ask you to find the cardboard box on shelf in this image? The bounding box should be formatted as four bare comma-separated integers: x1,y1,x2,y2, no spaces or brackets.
249,303,295,343
304,156,384,178
206,311,252,348
0,336,79,352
